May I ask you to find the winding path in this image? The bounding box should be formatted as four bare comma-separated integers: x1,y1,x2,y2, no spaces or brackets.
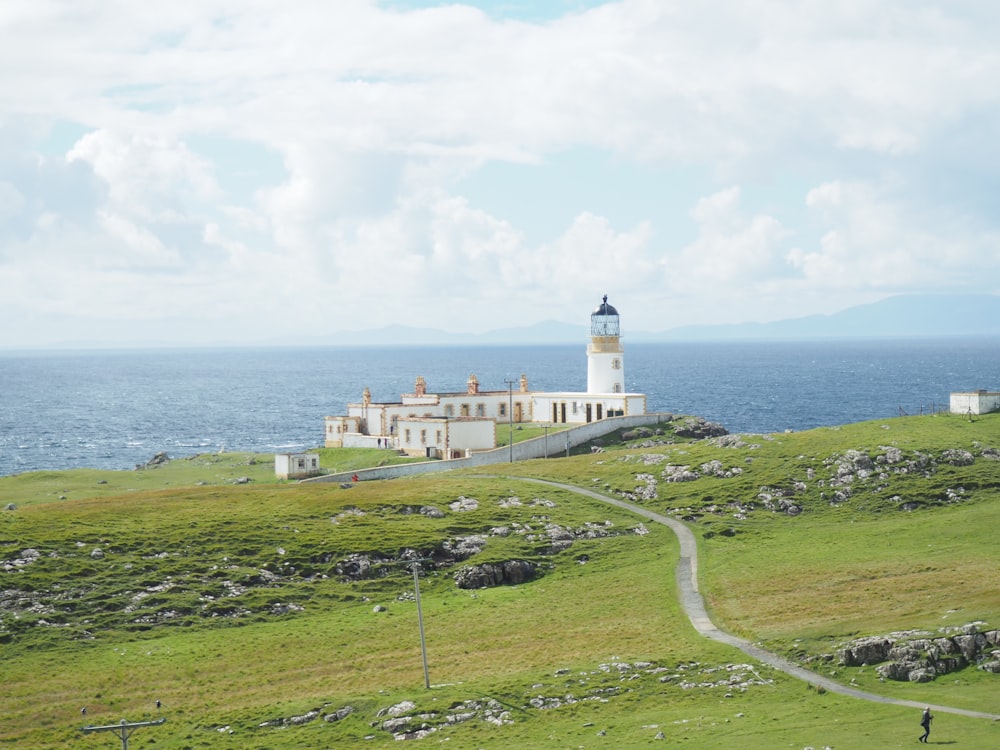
505,475,1000,722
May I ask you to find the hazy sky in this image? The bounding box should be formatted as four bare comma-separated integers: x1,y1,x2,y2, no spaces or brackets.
2,0,999,347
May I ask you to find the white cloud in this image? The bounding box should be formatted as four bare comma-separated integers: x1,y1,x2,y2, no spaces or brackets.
2,0,1000,344
674,187,790,287
788,179,998,292
68,130,220,220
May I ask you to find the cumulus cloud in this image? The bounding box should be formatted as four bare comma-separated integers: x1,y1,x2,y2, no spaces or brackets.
672,187,790,288
1,0,1000,345
788,179,998,291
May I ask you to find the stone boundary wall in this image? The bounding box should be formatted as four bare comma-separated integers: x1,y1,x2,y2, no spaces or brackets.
303,413,671,484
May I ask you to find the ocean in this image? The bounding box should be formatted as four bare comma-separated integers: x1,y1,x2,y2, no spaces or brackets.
1,338,998,476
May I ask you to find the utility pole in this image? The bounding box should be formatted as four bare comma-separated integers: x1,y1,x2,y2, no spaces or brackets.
82,718,166,750
412,562,430,689
504,378,515,462
376,558,433,689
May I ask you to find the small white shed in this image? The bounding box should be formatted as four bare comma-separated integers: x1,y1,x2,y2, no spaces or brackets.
950,390,1000,416
275,452,320,479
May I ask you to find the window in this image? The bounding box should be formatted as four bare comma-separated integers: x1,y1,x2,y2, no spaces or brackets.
436,430,442,443
461,404,470,416
499,403,507,417
420,429,427,445
612,358,621,370
613,383,622,393
476,403,485,417
405,429,411,443
445,404,454,417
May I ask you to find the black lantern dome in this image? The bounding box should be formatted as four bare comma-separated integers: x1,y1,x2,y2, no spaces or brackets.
590,295,620,337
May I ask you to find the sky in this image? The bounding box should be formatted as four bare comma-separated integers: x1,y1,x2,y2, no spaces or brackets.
2,0,999,348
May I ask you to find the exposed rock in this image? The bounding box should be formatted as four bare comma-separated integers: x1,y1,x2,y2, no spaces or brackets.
381,716,413,733
90,548,105,560
4,503,15,511
449,496,479,512
622,427,654,441
289,710,319,725
259,706,331,727
336,553,378,580
674,418,728,439
625,473,658,501
980,659,1000,674
841,627,1000,681
941,449,974,466
662,465,699,482
377,700,417,718
454,560,536,589
839,637,893,666
324,706,354,722
954,633,986,660
140,452,170,469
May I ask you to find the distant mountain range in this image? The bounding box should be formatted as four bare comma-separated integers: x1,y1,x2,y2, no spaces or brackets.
324,294,1000,346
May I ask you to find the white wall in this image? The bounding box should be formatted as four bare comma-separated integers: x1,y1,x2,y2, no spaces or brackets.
275,453,319,479
587,350,625,394
305,413,671,484
531,392,643,424
950,391,1000,415
324,416,361,447
447,419,495,452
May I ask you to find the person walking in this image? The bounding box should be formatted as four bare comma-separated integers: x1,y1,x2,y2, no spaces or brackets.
919,706,933,742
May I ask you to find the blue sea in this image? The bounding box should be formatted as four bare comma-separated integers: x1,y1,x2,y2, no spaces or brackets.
1,339,998,476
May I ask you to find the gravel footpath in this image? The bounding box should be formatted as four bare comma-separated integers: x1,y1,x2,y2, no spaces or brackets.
510,476,1000,722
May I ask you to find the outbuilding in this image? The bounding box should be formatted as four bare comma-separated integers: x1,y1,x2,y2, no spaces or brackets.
950,390,1000,416
275,452,320,479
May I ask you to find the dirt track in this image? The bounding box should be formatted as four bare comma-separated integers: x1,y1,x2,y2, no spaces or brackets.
509,476,1000,723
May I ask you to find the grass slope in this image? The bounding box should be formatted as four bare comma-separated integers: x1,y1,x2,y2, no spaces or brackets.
1,414,999,748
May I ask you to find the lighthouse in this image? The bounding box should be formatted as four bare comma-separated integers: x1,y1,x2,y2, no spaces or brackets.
587,295,625,394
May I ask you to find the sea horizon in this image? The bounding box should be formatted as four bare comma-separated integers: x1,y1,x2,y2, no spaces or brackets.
2,337,998,476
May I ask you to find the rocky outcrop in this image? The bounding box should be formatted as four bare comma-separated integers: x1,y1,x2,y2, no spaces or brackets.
838,636,893,666
621,426,656,441
136,451,170,470
363,659,771,741
258,704,354,727
838,625,1000,681
673,417,728,439
454,560,536,589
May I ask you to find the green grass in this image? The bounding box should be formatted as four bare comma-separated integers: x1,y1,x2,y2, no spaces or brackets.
0,447,429,508
2,413,1000,747
312,446,425,473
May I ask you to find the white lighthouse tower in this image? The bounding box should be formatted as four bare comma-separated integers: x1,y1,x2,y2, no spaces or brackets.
587,295,625,394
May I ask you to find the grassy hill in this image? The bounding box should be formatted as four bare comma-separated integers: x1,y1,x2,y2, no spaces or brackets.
2,414,998,748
